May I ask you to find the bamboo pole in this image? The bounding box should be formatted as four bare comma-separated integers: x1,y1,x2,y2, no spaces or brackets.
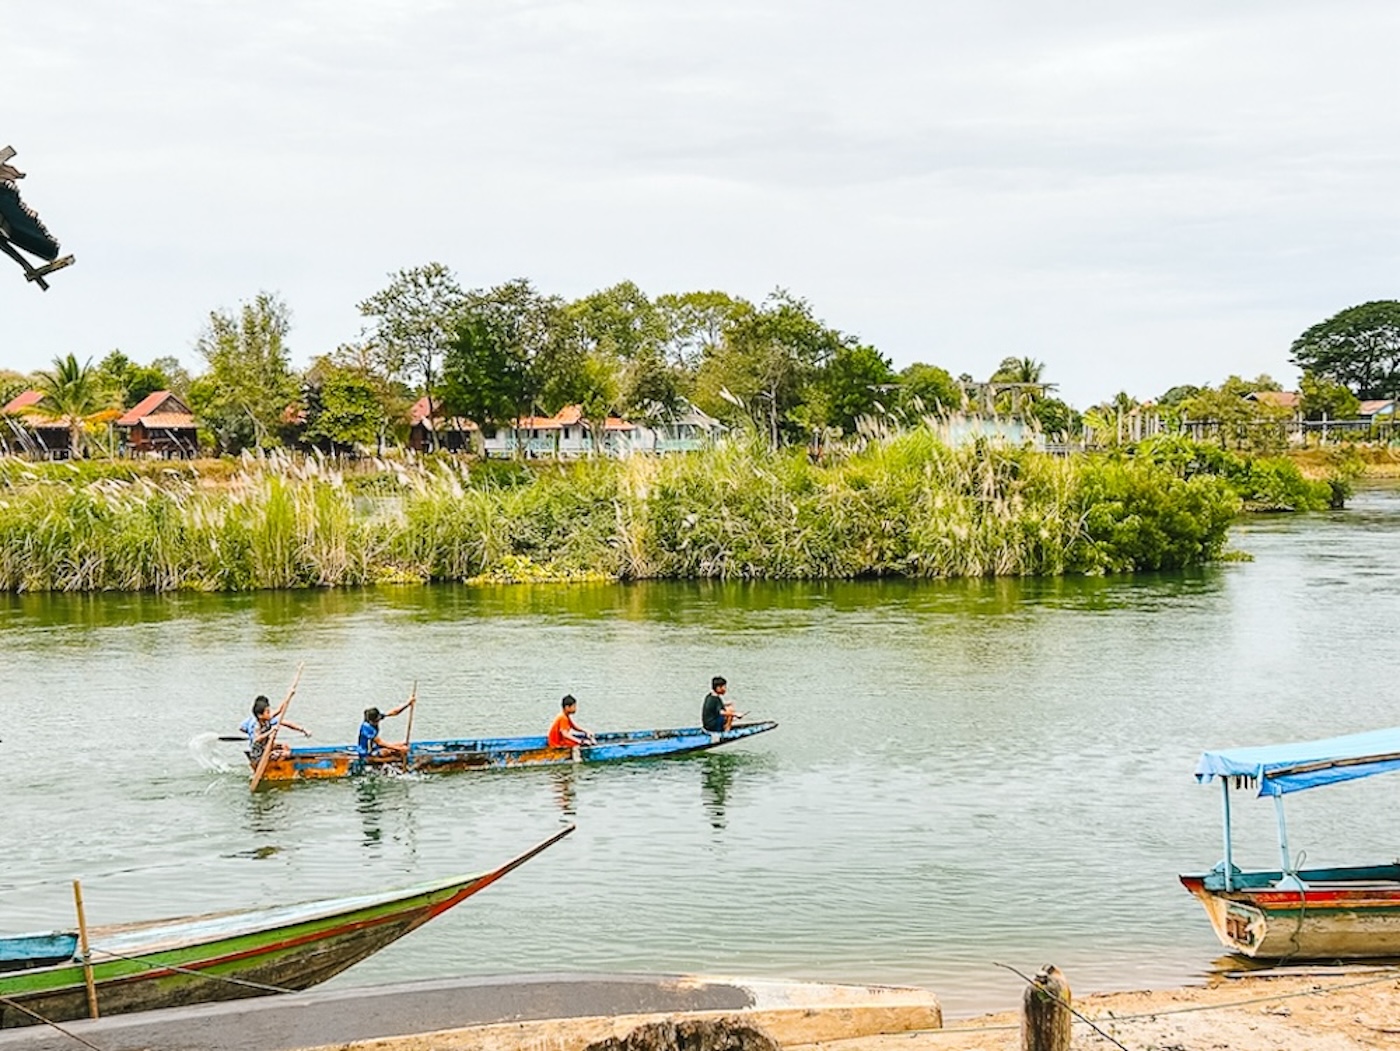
71,880,99,1020
249,663,304,792
401,681,417,772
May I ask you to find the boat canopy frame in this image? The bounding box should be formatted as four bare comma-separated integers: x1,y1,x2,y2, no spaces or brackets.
1195,725,1400,892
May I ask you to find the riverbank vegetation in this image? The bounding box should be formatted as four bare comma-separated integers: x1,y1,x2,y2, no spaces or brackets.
0,432,1304,593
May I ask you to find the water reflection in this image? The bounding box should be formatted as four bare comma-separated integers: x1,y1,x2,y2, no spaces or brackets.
547,766,578,820
243,785,294,838
353,775,418,853
701,752,736,830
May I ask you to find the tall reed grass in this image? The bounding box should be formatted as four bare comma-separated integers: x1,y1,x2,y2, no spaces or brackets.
0,434,1242,592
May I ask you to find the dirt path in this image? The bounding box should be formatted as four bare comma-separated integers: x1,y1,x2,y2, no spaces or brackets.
793,971,1400,1051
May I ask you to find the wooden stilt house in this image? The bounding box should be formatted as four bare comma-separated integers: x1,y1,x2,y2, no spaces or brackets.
116,391,199,458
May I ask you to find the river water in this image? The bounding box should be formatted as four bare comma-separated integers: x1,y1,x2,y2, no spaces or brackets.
5,485,1400,1017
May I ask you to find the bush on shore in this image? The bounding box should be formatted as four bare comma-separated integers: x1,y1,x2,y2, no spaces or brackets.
0,434,1248,592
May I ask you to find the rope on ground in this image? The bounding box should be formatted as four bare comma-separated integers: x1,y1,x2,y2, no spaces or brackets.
0,994,108,1051
909,965,1400,1039
89,947,298,995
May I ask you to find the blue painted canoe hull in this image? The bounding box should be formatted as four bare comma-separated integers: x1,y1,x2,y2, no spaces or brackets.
258,721,779,782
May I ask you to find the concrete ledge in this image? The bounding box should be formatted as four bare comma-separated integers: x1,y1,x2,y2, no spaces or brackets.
0,974,941,1051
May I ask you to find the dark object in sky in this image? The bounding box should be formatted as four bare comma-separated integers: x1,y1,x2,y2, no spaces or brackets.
0,146,74,291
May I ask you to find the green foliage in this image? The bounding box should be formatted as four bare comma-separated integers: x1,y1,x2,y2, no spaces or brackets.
1030,397,1081,437
1299,370,1360,420
0,435,1246,592
1074,459,1239,572
300,357,390,451
693,290,849,446
897,363,964,417
438,279,572,448
1158,384,1203,407
0,369,32,407
189,292,298,454
809,343,897,433
1135,435,1332,511
95,351,170,407
357,262,465,402
1291,300,1400,400
655,291,753,371
35,354,110,458
1177,376,1294,452
990,356,1046,384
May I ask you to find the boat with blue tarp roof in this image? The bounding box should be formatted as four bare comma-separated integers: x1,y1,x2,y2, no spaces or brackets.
1181,726,1400,959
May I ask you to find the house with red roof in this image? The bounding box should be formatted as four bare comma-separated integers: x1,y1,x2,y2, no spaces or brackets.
116,391,199,458
478,403,724,458
479,404,642,458
0,389,72,458
406,396,479,453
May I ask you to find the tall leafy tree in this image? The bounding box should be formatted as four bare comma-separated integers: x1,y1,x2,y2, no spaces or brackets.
358,263,466,447
621,349,686,429
95,350,171,407
440,313,531,443
189,292,298,453
1299,370,1360,421
897,362,964,417
695,290,845,446
655,291,753,371
810,343,897,433
564,282,670,448
301,355,395,452
36,354,109,458
440,279,573,453
1291,301,1400,399
568,281,668,363
149,356,193,397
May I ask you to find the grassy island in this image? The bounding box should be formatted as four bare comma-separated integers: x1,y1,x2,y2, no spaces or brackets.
0,433,1336,593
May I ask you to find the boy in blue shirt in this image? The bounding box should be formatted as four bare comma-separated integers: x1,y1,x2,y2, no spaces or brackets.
358,700,414,763
240,695,310,764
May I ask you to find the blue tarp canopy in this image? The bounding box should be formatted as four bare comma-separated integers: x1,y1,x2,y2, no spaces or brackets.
1195,726,1400,797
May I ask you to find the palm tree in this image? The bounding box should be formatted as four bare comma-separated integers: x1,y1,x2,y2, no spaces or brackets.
36,354,108,459
990,356,1046,385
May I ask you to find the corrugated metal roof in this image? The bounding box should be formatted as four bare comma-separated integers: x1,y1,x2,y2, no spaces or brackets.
117,391,193,427
1,389,44,415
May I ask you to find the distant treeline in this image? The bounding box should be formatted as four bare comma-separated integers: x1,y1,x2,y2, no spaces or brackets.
0,434,1338,594
4,278,1398,460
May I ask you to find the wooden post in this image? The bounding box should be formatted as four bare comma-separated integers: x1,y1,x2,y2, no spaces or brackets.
72,879,100,1020
1021,964,1069,1051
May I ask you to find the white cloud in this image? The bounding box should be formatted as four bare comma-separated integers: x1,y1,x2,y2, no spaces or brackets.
5,0,1399,405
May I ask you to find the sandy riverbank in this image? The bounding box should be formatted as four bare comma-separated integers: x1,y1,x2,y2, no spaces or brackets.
796,970,1400,1051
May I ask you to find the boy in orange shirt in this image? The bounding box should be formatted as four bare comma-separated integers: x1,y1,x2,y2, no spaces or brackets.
547,695,595,749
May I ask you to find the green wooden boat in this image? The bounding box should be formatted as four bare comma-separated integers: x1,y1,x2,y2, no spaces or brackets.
0,827,571,1028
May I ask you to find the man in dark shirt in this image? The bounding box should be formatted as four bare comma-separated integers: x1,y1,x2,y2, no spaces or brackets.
702,676,739,733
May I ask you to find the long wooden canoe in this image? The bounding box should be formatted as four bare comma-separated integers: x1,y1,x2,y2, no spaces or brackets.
253,721,779,784
0,827,572,1027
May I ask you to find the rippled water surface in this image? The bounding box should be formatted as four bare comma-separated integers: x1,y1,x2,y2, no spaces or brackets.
5,485,1400,1016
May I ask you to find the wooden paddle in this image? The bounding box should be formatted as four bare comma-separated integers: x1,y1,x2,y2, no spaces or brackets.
401,681,417,772
249,664,304,792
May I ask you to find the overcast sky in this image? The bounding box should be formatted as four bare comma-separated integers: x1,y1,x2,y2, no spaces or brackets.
6,0,1399,406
